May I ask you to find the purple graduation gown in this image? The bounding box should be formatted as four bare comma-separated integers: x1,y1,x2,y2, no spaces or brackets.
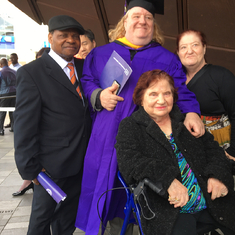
75,41,200,234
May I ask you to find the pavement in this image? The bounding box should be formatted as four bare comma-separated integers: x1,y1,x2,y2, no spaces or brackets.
0,116,85,235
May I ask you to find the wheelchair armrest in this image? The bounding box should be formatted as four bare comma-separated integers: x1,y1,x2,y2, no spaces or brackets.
143,178,165,196
133,178,165,202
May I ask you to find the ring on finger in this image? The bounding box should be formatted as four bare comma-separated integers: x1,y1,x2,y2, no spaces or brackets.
221,193,225,197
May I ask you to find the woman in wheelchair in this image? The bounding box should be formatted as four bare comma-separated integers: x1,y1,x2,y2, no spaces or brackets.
115,69,235,235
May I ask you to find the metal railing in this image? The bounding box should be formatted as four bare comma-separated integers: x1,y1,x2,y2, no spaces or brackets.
0,95,16,111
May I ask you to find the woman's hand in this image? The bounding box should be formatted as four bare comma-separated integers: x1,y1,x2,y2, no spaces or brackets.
100,83,124,111
225,151,235,162
184,112,205,138
207,178,228,200
167,179,189,208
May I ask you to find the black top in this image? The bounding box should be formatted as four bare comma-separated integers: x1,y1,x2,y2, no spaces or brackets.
14,51,92,179
187,64,235,156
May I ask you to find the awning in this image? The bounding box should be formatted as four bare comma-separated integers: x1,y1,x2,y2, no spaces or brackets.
8,0,235,74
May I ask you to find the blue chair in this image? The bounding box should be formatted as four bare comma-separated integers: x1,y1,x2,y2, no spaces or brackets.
117,171,217,235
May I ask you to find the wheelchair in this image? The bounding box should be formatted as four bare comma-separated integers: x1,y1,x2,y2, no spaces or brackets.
117,171,218,235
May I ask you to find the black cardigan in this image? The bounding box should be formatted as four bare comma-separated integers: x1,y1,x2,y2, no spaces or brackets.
187,64,235,157
115,104,235,235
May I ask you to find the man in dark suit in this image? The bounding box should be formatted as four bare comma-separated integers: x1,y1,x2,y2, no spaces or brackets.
14,15,91,235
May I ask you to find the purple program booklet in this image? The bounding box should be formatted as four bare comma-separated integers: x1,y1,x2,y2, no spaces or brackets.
99,50,132,95
37,172,67,204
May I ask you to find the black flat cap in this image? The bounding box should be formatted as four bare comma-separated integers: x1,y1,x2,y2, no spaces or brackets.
126,0,164,15
48,15,85,34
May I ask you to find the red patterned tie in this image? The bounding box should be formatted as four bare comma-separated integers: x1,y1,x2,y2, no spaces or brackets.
67,63,82,98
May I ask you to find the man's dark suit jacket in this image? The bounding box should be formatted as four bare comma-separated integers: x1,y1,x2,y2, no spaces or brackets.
0,66,16,96
14,50,92,180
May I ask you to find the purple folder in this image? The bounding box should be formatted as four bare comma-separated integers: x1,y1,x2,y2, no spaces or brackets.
99,50,132,95
37,172,67,204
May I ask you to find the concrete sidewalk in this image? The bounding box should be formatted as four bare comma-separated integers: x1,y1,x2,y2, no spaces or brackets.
0,117,85,235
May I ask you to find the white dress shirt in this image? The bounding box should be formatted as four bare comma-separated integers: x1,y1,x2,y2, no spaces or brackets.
48,49,79,80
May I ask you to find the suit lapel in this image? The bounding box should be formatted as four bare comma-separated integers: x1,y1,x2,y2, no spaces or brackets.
41,52,80,98
74,58,84,79
146,121,173,152
74,58,86,98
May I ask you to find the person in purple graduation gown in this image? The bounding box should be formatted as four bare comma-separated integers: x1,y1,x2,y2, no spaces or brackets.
76,0,205,234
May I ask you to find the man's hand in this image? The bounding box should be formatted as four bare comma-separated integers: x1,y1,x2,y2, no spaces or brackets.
32,168,46,185
167,179,189,208
32,178,40,185
100,83,124,111
207,178,228,200
184,112,205,138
